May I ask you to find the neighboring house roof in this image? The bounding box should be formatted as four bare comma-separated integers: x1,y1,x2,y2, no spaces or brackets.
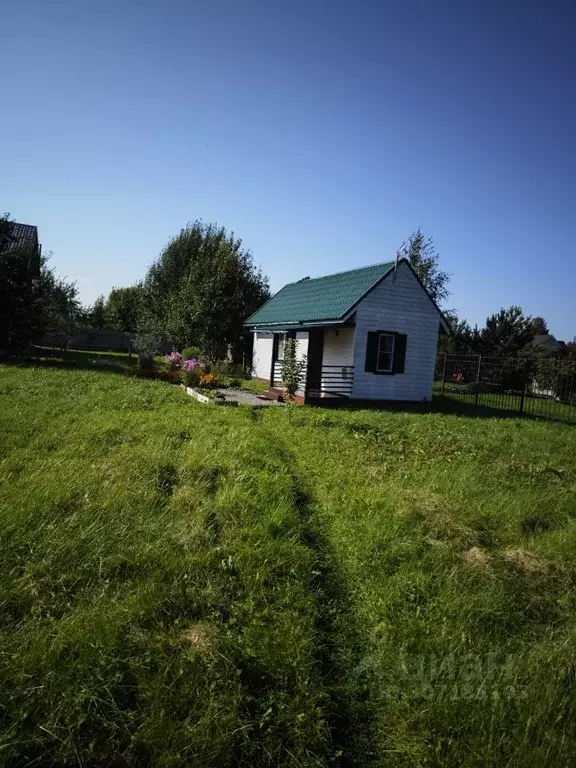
1,222,39,252
245,257,450,332
245,260,396,328
530,334,562,352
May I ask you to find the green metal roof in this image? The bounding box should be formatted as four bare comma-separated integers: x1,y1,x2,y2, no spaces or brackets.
245,261,396,327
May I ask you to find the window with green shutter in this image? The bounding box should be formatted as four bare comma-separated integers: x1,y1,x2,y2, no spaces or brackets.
365,331,407,375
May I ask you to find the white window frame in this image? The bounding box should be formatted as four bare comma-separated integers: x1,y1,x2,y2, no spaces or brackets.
376,333,395,373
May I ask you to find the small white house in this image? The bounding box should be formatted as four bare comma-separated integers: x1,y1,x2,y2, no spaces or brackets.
245,258,450,404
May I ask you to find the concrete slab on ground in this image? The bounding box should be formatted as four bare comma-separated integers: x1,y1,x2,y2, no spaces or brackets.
216,388,283,406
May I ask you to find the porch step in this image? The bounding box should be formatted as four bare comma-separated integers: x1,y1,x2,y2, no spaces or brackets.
259,387,285,402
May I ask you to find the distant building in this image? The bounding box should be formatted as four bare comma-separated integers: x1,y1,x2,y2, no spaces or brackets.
529,334,563,354
1,222,40,254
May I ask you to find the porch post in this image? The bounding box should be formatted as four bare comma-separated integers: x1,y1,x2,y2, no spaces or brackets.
270,334,278,387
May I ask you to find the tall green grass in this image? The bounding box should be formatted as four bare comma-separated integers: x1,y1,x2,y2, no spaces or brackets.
0,365,331,765
264,407,576,765
2,355,576,765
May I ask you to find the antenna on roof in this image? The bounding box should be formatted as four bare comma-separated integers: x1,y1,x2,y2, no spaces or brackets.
393,242,404,283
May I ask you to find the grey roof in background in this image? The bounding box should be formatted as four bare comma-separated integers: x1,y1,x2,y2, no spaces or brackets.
531,334,562,351
3,222,39,252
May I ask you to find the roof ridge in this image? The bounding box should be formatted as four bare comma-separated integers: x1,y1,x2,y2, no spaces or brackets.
284,259,395,286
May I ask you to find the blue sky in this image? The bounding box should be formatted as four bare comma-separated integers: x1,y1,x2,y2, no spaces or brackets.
2,0,575,338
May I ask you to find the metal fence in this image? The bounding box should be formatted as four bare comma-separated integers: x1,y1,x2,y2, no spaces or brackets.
434,353,576,425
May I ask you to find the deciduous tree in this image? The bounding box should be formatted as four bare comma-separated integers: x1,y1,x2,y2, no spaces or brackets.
142,220,269,360
401,229,450,305
105,285,143,334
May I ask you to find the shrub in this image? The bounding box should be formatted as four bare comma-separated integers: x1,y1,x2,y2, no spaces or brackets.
182,346,202,361
182,359,202,388
214,360,249,379
484,363,526,392
183,368,201,388
132,333,161,357
281,339,307,402
135,362,155,378
199,372,220,389
228,378,242,388
165,351,183,370
155,368,182,384
137,357,156,378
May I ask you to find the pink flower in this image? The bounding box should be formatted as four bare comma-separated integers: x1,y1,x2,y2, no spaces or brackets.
184,358,199,371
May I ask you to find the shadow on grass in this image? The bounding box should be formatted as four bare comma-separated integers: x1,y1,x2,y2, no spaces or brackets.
308,394,576,425
1,346,138,377
427,395,528,420
294,486,377,767
263,433,377,767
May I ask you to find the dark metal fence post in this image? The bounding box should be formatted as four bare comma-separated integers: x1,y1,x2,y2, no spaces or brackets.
519,359,527,414
441,353,448,394
474,355,482,408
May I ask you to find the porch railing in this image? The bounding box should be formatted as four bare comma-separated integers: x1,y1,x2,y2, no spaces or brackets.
272,360,283,386
310,365,354,398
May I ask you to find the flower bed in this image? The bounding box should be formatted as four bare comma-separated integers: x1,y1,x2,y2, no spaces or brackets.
140,351,250,404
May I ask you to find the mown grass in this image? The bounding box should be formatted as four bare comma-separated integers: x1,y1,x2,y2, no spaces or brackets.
2,353,576,766
237,377,270,395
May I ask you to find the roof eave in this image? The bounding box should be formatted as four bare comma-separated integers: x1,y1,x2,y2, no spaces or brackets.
245,317,348,331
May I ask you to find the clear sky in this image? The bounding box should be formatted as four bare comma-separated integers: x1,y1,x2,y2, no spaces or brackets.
2,0,575,338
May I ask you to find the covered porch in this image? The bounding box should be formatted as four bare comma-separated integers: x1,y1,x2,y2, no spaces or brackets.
268,324,356,402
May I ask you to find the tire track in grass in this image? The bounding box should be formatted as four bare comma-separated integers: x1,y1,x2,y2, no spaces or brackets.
264,429,377,767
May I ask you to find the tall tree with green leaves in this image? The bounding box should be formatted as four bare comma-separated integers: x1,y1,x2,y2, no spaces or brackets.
438,311,474,354
401,229,450,305
0,216,80,354
86,295,107,329
480,305,535,355
104,285,143,334
42,267,82,349
529,316,549,336
142,220,270,360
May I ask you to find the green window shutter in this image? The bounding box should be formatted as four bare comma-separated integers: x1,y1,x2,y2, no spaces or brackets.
365,331,379,373
393,334,407,374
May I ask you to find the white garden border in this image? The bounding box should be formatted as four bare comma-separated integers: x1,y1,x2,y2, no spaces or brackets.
181,384,211,404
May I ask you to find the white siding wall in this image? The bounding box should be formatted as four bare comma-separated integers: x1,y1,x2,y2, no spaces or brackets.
352,262,440,401
252,332,273,380
321,326,355,366
251,331,309,393
295,331,309,360
320,326,355,393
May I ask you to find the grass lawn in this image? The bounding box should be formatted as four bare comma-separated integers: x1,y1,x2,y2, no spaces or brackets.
2,352,576,766
238,377,270,395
